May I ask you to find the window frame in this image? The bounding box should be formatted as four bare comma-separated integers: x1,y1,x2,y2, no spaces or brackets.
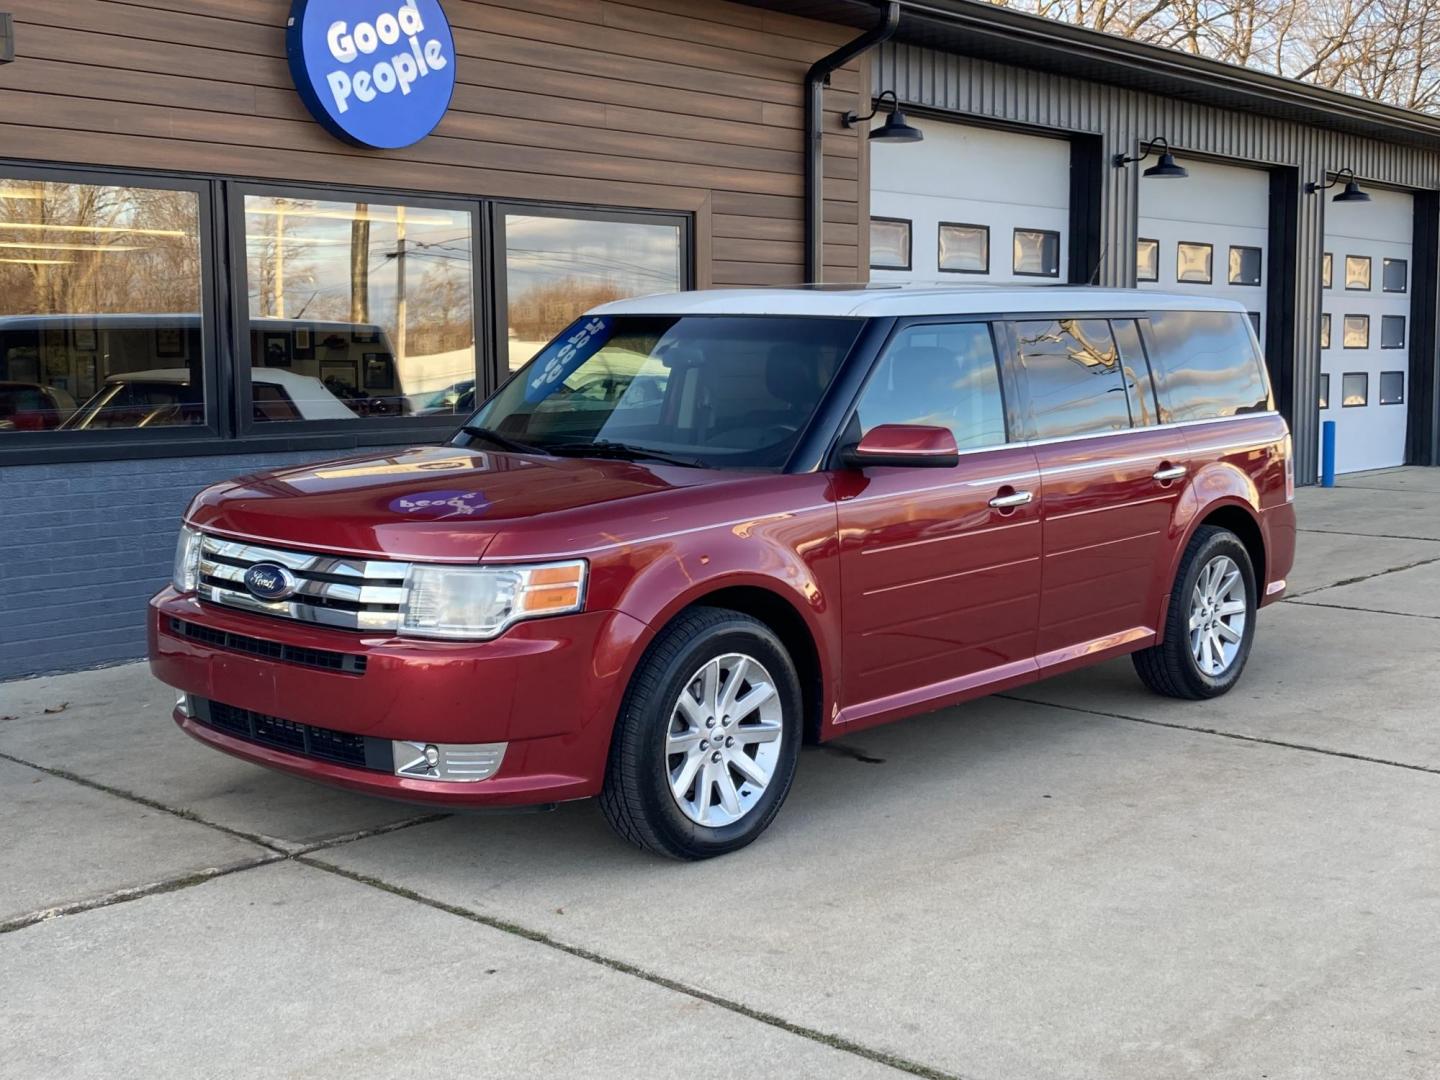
0,161,223,462
488,201,694,394
1379,371,1405,405
1319,373,1330,410
937,221,990,275
1320,312,1331,350
1345,254,1372,291
1011,228,1061,279
0,160,696,465
1383,257,1408,294
868,216,913,272
1341,371,1369,407
1176,241,1214,284
1381,314,1406,350
1342,314,1370,349
1135,238,1160,283
228,181,486,443
1322,252,1333,289
1228,245,1263,287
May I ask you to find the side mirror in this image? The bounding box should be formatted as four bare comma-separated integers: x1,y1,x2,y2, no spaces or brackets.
841,424,960,469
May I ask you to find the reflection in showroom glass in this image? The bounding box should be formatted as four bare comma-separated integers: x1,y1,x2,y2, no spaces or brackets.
0,177,203,433
243,195,475,423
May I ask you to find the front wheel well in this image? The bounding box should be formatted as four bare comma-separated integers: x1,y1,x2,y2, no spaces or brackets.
675,586,824,744
1197,505,1266,589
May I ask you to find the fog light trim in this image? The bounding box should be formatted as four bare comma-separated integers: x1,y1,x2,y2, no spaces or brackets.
393,740,507,782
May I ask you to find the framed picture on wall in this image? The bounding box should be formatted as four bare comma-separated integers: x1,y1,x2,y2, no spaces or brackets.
72,324,97,352
293,327,315,361
263,333,292,368
363,352,394,391
155,326,188,361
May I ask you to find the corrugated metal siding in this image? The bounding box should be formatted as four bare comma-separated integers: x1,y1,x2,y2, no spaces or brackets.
876,42,1440,479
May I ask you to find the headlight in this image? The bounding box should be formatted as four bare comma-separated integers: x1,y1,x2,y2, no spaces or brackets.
400,560,587,640
173,525,203,593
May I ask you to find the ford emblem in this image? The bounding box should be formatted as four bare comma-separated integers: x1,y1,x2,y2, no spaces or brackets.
244,563,298,602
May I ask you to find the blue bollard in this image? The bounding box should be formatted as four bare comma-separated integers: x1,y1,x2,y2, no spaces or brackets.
1321,420,1337,488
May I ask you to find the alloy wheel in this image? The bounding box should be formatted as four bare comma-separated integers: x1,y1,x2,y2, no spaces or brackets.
666,653,784,828
1189,555,1248,676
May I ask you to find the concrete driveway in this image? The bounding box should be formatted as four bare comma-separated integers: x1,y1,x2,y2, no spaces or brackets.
3,468,1438,1080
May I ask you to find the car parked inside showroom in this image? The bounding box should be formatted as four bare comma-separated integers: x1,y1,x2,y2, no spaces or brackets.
150,286,1296,859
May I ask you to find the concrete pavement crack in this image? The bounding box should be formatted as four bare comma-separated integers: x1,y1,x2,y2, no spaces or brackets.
1285,599,1440,621
1295,526,1440,543
296,854,970,1080
1286,553,1440,598
998,695,1440,777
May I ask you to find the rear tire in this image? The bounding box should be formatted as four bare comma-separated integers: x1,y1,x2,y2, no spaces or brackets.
599,607,803,860
1133,526,1258,700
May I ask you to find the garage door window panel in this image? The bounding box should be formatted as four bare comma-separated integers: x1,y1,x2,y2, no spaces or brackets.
1345,256,1371,290
1319,374,1330,410
1177,243,1213,284
870,218,912,271
1136,239,1159,283
1343,315,1369,349
1383,258,1408,293
1322,253,1333,289
1342,372,1368,407
853,323,1007,451
938,223,989,274
1012,319,1130,439
1320,314,1331,350
1013,229,1060,278
1229,246,1262,286
1144,310,1270,423
1380,372,1405,404
1381,315,1406,349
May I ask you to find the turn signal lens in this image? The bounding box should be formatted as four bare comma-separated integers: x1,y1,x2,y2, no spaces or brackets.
1282,434,1295,502
173,525,203,594
399,560,587,640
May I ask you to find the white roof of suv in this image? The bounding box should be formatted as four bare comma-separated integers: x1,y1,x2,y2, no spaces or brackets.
592,285,1248,319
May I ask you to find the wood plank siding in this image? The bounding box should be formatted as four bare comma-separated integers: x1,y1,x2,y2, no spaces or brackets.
1,0,870,284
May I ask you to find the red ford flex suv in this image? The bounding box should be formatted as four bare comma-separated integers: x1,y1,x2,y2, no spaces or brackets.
151,287,1296,859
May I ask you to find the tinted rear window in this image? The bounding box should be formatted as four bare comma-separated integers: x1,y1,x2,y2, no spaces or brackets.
1011,319,1131,440
1145,311,1271,423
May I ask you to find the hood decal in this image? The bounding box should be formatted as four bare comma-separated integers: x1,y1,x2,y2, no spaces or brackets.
388,489,492,519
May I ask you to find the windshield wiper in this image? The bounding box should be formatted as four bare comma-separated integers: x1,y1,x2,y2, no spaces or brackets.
458,425,546,456
543,440,710,469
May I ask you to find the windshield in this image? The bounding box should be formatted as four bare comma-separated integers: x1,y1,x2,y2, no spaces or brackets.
467,315,864,470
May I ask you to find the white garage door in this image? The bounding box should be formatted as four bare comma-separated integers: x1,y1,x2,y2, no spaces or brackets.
870,121,1070,285
1137,157,1269,343
1320,188,1413,473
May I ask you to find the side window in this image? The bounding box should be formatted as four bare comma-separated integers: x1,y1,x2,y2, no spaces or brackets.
1012,319,1130,439
1145,310,1271,423
1112,319,1159,427
853,323,1007,451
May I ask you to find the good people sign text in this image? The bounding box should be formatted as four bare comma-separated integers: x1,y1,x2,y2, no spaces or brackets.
286,0,457,149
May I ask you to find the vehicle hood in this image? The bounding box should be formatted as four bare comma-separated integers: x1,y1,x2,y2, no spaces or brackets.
186,445,753,562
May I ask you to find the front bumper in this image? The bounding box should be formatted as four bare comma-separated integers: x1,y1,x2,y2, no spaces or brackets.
150,590,650,807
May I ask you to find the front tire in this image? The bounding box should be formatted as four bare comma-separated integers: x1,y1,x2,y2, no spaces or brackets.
1133,526,1258,700
599,607,802,860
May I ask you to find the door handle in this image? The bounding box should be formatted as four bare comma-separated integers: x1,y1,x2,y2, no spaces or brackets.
989,490,1034,509
1153,465,1188,483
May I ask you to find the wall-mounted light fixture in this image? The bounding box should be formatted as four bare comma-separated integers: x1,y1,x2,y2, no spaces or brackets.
842,90,924,143
0,14,14,64
1307,168,1371,203
1113,136,1188,179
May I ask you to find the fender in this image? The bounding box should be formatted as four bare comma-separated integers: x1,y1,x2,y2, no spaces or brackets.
607,507,842,733
1152,458,1263,643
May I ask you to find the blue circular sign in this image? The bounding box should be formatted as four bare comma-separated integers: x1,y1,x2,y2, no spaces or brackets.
286,0,457,149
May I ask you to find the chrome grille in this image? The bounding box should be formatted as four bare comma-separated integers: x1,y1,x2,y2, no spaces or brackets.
198,535,410,632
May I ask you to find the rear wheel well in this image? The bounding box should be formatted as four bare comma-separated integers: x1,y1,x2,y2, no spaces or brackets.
677,587,824,744
1197,505,1266,589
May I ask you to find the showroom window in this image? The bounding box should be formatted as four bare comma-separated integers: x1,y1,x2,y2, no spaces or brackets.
239,191,477,429
500,207,686,371
938,223,989,274
1135,238,1159,283
1229,246,1262,286
869,217,911,271
1177,242,1213,284
0,172,210,438
1013,229,1060,277
1345,255,1371,290
1342,372,1368,406
1383,258,1408,293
